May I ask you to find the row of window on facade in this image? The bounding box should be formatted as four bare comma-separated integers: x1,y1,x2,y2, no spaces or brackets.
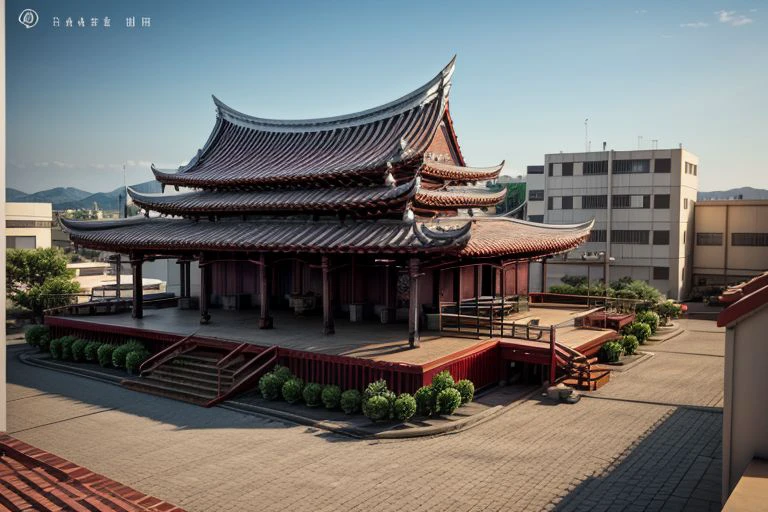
588,229,671,245
684,162,698,175
547,158,670,176
696,232,768,247
535,193,683,210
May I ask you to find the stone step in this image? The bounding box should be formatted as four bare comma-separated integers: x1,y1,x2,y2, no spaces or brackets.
150,367,233,387
122,379,216,405
144,373,226,397
153,362,236,380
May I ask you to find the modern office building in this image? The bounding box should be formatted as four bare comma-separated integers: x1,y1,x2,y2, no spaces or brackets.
530,148,699,299
692,200,768,292
5,202,53,249
525,165,545,223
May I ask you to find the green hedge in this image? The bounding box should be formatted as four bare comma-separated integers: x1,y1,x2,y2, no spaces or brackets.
71,339,88,362
455,379,475,405
97,344,116,367
436,388,462,416
84,341,102,362
259,372,282,400
303,383,323,407
414,386,435,417
25,325,50,350
393,393,417,422
600,341,623,363
636,311,660,334
624,322,652,344
125,350,151,374
282,378,304,404
321,385,342,410
340,389,362,414
364,395,391,422
621,335,639,356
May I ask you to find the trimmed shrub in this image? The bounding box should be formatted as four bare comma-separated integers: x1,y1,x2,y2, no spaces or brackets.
454,379,475,405
259,372,282,400
600,340,623,363
431,370,455,394
393,393,417,422
84,341,101,362
302,383,323,407
38,332,52,353
414,385,435,417
112,344,134,369
49,337,64,360
656,301,682,326
321,385,342,410
25,325,49,349
282,378,304,404
624,321,652,344
97,344,116,367
636,311,660,334
272,365,293,386
125,350,151,374
340,389,362,415
364,395,391,422
71,339,88,362
60,336,77,361
363,379,389,403
621,335,639,356
436,387,462,416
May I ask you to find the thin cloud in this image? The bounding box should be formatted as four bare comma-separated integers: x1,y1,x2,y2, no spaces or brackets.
716,10,753,26
635,9,647,14
680,22,709,28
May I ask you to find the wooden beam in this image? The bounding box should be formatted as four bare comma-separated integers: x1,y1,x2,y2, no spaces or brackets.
130,256,143,319
408,257,421,348
322,255,335,335
259,253,273,329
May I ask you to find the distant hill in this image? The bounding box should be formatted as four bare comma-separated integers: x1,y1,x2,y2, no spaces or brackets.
6,180,162,210
698,187,768,201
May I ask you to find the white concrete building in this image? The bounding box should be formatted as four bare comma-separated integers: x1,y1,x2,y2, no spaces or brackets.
533,148,699,299
5,202,53,249
525,165,545,223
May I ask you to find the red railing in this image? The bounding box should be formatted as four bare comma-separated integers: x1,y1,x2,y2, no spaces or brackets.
205,346,278,408
139,332,199,375
214,343,248,396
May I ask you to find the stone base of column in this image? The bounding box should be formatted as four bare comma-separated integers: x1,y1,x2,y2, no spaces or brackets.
200,313,211,325
259,316,274,329
379,308,396,324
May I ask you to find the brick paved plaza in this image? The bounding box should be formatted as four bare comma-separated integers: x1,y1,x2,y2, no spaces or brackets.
7,319,724,511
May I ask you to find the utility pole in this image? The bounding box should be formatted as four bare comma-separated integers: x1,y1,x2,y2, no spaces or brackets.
122,163,127,218
584,118,589,152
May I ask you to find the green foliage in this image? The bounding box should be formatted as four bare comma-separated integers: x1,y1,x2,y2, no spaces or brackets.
6,248,80,319
436,387,462,416
414,385,435,417
363,379,389,402
624,321,652,344
655,300,682,325
600,340,624,363
393,393,417,422
112,342,143,369
610,278,662,302
60,335,77,361
71,339,88,362
340,389,362,415
259,372,282,400
454,379,475,405
125,350,151,374
363,395,391,422
38,333,52,353
636,311,660,334
282,378,304,404
621,335,639,356
321,385,342,410
431,370,455,394
25,325,50,349
84,341,102,362
49,337,63,360
561,275,588,287
97,344,116,367
302,383,323,407
272,364,293,386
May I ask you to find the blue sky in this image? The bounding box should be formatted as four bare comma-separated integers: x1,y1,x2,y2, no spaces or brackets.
6,0,767,193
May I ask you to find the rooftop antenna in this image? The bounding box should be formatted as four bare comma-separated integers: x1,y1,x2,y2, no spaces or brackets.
637,136,643,150
584,118,589,152
651,139,658,150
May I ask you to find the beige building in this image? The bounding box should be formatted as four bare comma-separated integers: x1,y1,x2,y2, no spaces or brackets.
693,200,768,291
5,202,53,249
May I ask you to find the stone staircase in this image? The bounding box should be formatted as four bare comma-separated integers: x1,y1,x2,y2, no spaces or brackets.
123,351,244,405
561,356,611,391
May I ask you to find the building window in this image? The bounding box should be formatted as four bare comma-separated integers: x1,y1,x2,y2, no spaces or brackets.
562,162,574,176
548,163,553,176
6,236,36,249
547,197,553,210
696,233,723,246
653,230,670,245
655,158,671,173
693,164,697,176
653,267,670,280
527,165,544,175
528,189,544,201
732,233,768,246
683,230,686,245
561,196,573,209
683,198,689,209
528,215,544,223
613,159,650,174
583,160,608,175
582,195,607,209
612,195,631,209
611,230,650,244
588,230,606,243
654,194,670,209
5,220,53,228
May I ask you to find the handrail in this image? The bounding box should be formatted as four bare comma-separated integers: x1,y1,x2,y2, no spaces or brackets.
206,346,278,408
139,331,199,375
217,343,248,370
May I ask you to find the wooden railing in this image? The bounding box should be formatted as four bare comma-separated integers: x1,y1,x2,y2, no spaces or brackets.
439,297,551,342
139,332,199,375
529,292,647,313
215,343,248,396
205,346,278,408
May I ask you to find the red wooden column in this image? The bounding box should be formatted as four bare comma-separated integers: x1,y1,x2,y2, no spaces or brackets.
408,257,421,348
130,255,143,319
549,325,557,384
322,255,335,335
178,260,186,298
199,254,211,324
259,253,273,329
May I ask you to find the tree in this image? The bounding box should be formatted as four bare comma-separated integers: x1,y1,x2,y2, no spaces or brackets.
6,248,81,321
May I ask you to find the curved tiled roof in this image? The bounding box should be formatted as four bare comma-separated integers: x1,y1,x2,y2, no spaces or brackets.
153,58,456,188
128,179,418,216
415,186,507,209
420,160,504,182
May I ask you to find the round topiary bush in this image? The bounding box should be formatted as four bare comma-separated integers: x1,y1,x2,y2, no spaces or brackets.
71,339,88,362
25,325,49,349
59,336,78,361
84,341,102,362
321,385,342,410
340,389,362,414
303,383,323,407
112,344,134,369
431,370,455,394
364,395,391,422
393,393,417,422
621,334,639,356
624,321,652,344
49,337,64,360
125,350,151,374
636,311,660,334
97,344,116,367
363,379,389,403
259,372,282,400
272,364,293,386
414,385,435,417
454,379,475,405
600,340,623,363
436,387,462,416
282,378,304,404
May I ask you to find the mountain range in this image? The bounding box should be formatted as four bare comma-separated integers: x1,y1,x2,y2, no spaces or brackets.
7,181,162,210
696,187,768,201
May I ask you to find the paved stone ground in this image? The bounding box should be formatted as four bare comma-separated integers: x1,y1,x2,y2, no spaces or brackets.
7,318,724,512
